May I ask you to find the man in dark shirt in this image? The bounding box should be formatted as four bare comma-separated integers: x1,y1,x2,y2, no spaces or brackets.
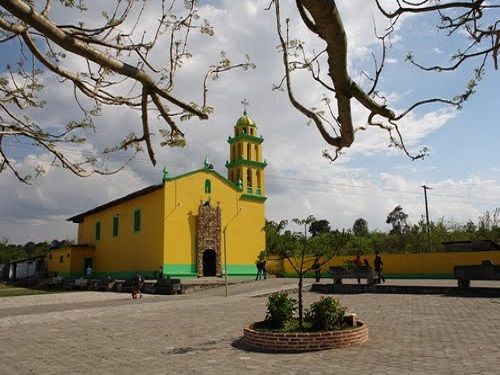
353,255,363,284
374,252,385,284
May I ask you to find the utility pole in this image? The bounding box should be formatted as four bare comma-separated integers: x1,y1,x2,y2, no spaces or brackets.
421,185,432,251
223,208,242,297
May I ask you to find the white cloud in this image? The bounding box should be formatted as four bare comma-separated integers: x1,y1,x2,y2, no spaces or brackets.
0,0,497,244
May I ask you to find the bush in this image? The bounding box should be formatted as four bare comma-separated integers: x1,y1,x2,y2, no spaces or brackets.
265,292,297,328
305,297,346,331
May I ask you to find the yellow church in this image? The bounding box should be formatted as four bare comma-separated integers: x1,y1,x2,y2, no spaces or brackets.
47,111,266,279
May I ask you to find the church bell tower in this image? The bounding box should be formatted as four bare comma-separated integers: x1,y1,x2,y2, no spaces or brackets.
226,109,266,197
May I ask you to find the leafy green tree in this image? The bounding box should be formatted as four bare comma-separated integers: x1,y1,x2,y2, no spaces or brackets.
465,220,478,240
343,235,373,256
264,219,289,255
308,219,331,237
352,218,369,237
386,205,409,235
276,216,348,329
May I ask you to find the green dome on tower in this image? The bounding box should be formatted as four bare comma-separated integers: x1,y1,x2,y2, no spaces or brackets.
236,111,256,127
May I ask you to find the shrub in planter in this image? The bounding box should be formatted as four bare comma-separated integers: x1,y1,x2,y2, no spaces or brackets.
305,297,346,331
265,292,297,328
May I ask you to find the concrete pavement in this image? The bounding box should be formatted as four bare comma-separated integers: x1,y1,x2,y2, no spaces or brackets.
0,278,499,375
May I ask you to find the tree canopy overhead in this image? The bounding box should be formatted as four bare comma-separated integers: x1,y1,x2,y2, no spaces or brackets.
0,0,254,182
273,0,499,162
1,0,498,182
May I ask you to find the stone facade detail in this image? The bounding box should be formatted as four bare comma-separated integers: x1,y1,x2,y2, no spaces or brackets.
196,202,222,277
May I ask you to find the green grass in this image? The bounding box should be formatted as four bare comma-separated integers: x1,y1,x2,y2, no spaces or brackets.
0,284,65,298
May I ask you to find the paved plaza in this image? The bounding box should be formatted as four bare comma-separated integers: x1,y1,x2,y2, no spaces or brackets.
1,279,499,375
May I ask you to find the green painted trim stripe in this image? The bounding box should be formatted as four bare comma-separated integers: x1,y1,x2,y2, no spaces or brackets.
226,264,257,275
227,134,264,145
56,264,258,279
164,169,242,192
240,194,267,202
164,264,197,277
163,264,257,277
225,158,267,170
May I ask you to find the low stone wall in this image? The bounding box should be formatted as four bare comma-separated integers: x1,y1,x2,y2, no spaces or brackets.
243,322,368,352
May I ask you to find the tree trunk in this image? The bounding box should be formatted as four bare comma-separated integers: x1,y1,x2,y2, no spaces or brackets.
298,273,304,329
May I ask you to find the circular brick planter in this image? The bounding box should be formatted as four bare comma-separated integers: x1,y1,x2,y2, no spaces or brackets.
243,321,368,353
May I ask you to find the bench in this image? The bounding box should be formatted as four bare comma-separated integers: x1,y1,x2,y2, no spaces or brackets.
91,278,116,291
47,276,63,288
329,266,375,285
73,278,89,289
155,278,182,295
61,278,76,290
454,260,500,288
119,278,143,293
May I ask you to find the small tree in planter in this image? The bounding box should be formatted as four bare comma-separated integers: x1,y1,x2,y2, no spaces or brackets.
278,216,348,329
305,297,346,331
265,291,297,329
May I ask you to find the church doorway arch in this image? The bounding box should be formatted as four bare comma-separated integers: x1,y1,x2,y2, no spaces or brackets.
196,202,221,277
202,249,216,276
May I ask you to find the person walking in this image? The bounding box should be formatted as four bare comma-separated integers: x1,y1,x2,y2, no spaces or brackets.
261,259,268,280
132,271,143,299
85,265,92,278
255,259,262,281
374,251,385,284
312,257,321,282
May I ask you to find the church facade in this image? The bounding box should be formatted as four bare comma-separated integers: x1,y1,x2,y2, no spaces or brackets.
47,111,266,279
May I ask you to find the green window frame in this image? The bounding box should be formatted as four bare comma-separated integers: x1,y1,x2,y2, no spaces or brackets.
112,215,119,237
204,179,211,194
133,209,141,233
95,221,101,241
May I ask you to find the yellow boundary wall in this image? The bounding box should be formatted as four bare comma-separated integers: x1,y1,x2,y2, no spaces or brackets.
269,251,500,278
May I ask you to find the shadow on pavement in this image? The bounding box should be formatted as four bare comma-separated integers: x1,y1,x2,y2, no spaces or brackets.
310,283,500,298
231,337,254,352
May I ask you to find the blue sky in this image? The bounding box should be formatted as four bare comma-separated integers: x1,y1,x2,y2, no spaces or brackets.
0,0,498,243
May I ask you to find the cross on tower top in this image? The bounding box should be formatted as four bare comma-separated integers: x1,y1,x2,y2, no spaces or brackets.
241,98,250,115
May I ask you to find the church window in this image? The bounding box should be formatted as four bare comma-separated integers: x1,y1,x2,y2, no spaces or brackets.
242,128,247,134
133,209,141,233
112,215,119,237
247,143,251,160
257,170,262,188
205,179,211,194
95,221,101,241
59,255,63,263
255,144,259,161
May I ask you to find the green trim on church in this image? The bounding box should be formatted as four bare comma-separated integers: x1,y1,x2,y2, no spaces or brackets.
225,158,267,170
163,263,256,277
227,134,264,145
163,168,243,192
240,194,267,202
